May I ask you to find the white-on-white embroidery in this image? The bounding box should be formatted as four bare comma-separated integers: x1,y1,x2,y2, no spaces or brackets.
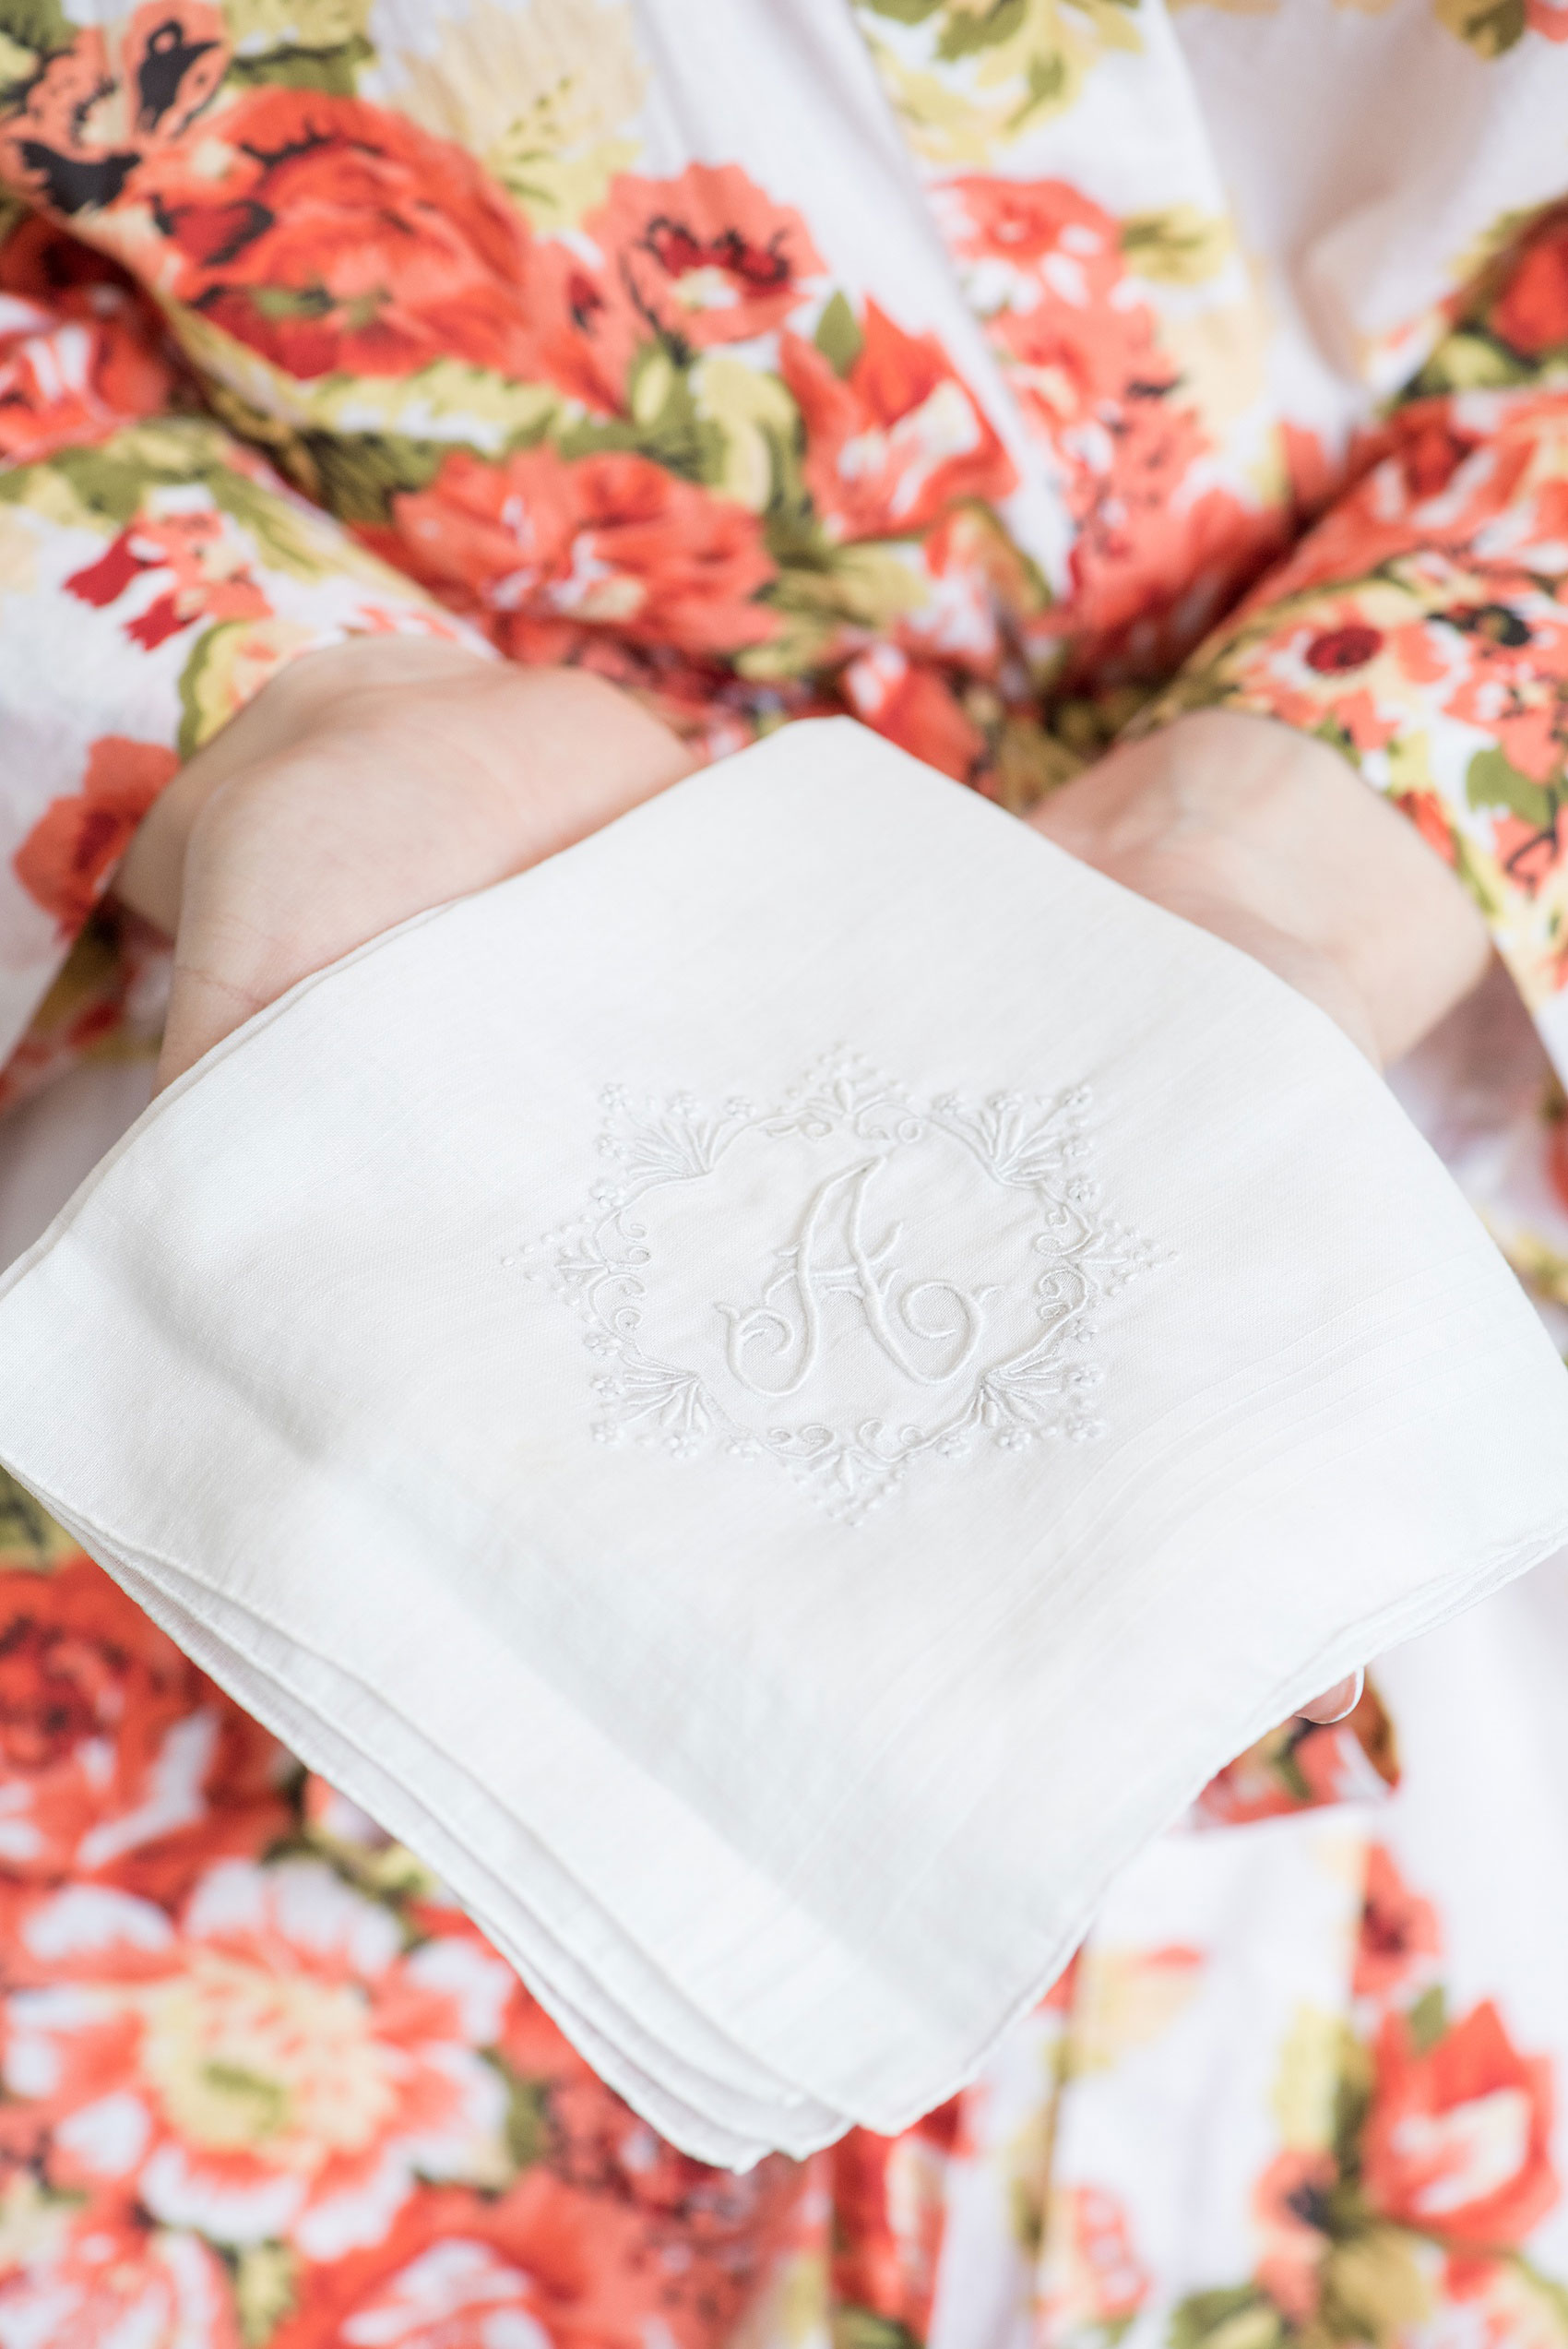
522,1054,1160,1522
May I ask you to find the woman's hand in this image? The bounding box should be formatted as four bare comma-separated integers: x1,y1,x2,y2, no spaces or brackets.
1028,708,1492,1072
113,636,695,1092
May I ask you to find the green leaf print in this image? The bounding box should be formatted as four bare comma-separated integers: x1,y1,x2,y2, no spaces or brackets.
1466,745,1559,832
42,445,150,528
1406,1983,1448,2054
1168,2285,1285,2349
937,0,1029,59
856,0,945,21
230,2241,296,2347
226,33,373,94
1435,0,1527,56
280,429,449,528
558,346,728,485
0,1465,77,1569
814,290,865,379
488,2057,552,2171
832,2314,924,2349
0,0,70,61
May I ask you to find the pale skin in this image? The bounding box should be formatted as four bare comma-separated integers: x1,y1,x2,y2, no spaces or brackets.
115,637,1495,1725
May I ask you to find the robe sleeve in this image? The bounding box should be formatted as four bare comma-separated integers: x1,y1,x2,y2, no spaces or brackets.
0,211,489,1112
1139,209,1568,1081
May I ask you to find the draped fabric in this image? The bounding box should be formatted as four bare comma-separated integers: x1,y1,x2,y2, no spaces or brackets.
6,1,1568,2338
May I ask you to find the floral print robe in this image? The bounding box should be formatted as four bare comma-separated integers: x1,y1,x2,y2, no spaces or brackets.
5,0,1568,2341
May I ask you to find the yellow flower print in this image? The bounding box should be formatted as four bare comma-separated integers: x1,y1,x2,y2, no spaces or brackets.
137,1950,402,2162
853,0,1142,168
690,355,802,513
1120,206,1233,286
1271,2006,1353,2155
0,502,36,596
1321,2228,1432,2336
1066,1943,1204,2075
383,0,647,231
177,612,319,749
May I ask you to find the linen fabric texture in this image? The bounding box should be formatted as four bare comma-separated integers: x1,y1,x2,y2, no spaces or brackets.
0,718,1565,2170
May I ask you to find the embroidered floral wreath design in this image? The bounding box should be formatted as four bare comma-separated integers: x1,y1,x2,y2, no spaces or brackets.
515,1050,1162,1524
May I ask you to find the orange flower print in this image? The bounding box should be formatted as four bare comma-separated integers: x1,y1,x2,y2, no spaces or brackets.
1038,2183,1148,2336
1393,788,1459,867
828,2114,956,2333
1439,599,1568,789
132,90,534,380
5,1859,517,2259
0,2,226,216
0,2205,239,2349
1252,2149,1334,2324
934,173,1266,668
0,1562,283,1912
583,163,824,354
393,445,778,660
1355,1845,1442,2009
780,299,1016,542
279,2234,568,2349
13,734,178,935
1363,1999,1558,2249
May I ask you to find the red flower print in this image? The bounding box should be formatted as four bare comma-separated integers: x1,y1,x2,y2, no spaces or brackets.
829,2124,951,2333
1492,221,1568,359
283,2235,567,2349
780,299,1015,542
1304,624,1384,674
1549,1113,1568,1216
506,237,643,414
0,2205,239,2349
0,3,226,215
0,1561,283,1912
0,221,174,466
1355,1845,1441,2009
133,90,534,380
393,445,778,658
4,1858,517,2260
1253,2149,1333,2323
841,644,985,781
13,734,178,935
1364,1999,1558,2248
1397,415,1481,502
583,162,823,352
65,508,270,650
270,2167,726,2349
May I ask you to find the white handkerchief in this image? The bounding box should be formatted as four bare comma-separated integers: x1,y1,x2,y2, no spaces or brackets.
3,716,1567,2167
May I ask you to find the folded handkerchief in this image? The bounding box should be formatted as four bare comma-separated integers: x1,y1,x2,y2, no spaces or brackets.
3,716,1567,2167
